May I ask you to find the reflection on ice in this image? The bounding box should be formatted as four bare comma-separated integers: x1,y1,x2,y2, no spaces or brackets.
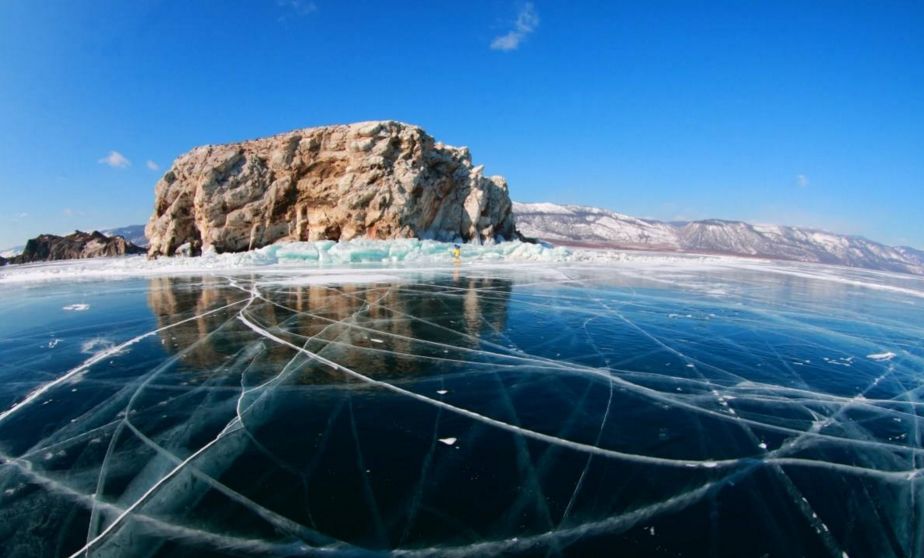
0,262,922,557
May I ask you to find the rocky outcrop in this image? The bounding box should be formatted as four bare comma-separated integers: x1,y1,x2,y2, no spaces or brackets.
146,121,516,257
9,230,146,264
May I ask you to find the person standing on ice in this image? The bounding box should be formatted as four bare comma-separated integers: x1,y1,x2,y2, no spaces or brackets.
451,244,461,261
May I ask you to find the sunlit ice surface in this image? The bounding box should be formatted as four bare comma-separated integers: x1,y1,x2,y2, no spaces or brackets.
1,257,923,557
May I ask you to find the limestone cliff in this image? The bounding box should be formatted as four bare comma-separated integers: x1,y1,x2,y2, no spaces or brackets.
146,121,516,257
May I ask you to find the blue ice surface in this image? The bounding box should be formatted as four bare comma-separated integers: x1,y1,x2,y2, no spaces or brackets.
0,259,922,557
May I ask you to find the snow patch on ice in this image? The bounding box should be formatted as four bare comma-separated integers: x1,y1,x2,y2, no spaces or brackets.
438,437,457,446
62,303,89,311
81,337,117,355
866,351,896,362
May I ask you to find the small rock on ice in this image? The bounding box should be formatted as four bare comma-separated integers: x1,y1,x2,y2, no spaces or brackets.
438,437,457,446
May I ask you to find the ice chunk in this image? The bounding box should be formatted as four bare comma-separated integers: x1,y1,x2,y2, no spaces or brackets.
866,351,896,362
438,437,457,446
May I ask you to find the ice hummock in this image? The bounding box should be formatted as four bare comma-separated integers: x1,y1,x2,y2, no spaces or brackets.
0,239,701,284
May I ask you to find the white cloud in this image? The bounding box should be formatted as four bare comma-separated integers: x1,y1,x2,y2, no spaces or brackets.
491,3,539,51
277,0,317,17
796,174,809,188
146,160,160,171
98,151,131,169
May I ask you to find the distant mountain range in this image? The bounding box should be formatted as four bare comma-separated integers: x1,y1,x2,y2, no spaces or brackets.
5,209,923,275
101,225,149,248
514,202,924,275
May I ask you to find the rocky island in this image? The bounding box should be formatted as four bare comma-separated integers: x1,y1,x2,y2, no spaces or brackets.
146,121,517,257
3,230,145,265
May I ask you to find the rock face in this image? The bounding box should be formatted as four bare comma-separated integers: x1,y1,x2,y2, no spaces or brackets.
10,230,146,264
146,121,516,257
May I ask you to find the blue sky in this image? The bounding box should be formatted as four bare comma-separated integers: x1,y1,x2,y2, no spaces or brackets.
1,0,922,249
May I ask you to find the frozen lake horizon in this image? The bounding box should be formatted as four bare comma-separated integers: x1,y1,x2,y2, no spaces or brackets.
1,248,922,557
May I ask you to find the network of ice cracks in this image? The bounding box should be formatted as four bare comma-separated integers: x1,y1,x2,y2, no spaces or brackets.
1,240,923,557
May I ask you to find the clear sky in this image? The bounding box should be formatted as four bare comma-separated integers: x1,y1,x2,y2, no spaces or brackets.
1,0,922,249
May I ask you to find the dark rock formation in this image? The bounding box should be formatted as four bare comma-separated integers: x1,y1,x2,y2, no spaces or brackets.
9,230,146,264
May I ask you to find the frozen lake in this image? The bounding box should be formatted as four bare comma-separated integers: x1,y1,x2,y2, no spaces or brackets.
1,255,923,557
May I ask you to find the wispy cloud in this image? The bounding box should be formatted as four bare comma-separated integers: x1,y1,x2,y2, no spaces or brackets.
277,0,317,18
146,160,160,171
98,151,131,169
491,3,539,51
796,174,809,188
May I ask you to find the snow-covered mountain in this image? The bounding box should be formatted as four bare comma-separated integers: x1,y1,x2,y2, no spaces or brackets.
101,225,148,248
0,246,23,258
512,202,679,249
896,245,924,267
514,202,924,275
